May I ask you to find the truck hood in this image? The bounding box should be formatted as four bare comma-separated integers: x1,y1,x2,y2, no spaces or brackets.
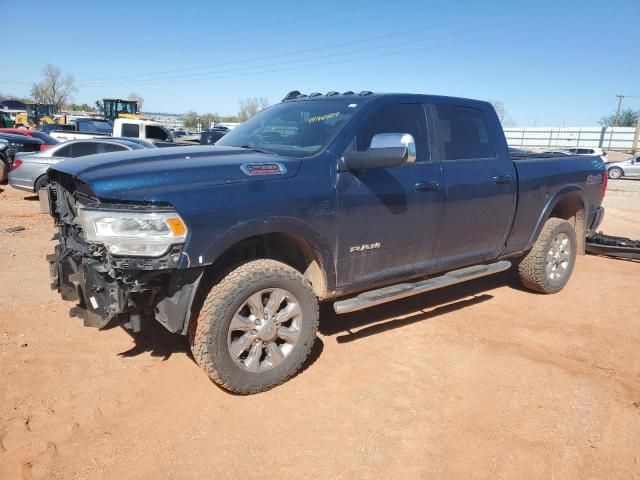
50,146,302,201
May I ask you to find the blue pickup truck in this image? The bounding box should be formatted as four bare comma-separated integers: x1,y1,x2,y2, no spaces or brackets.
45,91,607,393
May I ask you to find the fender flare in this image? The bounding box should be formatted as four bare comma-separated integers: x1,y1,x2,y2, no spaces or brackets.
525,185,588,251
198,216,337,293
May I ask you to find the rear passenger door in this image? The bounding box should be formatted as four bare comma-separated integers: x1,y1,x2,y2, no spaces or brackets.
430,102,516,268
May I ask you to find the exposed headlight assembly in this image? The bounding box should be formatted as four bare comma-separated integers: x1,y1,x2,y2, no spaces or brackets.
78,208,188,257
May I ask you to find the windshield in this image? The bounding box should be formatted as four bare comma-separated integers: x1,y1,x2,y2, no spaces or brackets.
217,99,364,158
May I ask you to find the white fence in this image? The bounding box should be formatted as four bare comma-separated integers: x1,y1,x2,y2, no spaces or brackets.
504,126,639,152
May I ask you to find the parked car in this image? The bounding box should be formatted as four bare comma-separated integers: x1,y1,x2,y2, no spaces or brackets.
50,118,174,144
118,137,158,149
606,155,640,179
44,91,606,394
0,128,60,150
200,130,227,145
9,138,149,192
38,124,76,134
0,132,44,183
563,147,607,161
544,150,573,156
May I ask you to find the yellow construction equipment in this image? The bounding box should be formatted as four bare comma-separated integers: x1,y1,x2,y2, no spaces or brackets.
102,99,140,121
14,103,66,128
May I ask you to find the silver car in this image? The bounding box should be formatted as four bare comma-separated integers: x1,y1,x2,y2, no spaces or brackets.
607,155,640,179
8,138,153,192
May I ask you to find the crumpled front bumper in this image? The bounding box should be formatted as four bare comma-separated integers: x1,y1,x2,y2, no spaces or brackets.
48,243,204,334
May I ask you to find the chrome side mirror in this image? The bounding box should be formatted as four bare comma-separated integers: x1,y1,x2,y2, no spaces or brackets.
369,133,416,163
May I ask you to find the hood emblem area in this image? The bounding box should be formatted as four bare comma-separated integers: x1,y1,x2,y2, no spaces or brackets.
240,162,287,176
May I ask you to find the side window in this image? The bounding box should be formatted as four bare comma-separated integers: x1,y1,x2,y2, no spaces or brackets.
434,105,496,161
100,143,127,153
56,145,72,157
145,125,169,141
355,103,426,163
121,123,140,137
68,142,99,157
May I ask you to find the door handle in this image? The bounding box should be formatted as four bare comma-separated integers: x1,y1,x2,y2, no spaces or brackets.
414,181,440,192
493,174,513,184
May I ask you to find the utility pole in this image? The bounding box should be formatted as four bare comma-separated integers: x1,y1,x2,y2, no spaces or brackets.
614,94,625,126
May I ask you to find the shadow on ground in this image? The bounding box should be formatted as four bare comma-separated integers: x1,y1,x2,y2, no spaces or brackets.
89,268,524,376
319,269,523,341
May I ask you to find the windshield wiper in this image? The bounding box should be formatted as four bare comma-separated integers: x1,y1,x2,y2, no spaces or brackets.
238,145,274,155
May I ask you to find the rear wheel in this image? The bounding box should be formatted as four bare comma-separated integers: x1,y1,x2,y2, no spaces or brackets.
518,218,577,294
189,259,319,394
608,167,623,179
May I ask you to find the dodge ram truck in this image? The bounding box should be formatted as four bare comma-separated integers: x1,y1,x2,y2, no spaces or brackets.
44,91,607,394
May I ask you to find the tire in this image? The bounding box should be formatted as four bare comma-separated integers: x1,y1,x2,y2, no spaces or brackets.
189,259,319,394
34,175,50,192
518,218,577,294
0,159,7,183
608,167,623,179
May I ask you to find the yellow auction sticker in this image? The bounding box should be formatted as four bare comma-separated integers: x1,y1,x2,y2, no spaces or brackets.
307,112,340,123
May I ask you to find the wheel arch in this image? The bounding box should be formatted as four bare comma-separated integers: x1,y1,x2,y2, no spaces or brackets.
197,218,336,299
526,187,588,255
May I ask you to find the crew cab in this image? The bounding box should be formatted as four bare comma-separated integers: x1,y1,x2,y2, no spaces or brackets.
44,91,607,394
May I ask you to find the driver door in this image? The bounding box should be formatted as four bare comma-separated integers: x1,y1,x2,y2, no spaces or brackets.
335,103,445,287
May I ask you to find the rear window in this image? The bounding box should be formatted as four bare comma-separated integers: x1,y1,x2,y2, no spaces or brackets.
100,143,128,153
121,123,140,137
57,142,100,157
434,105,496,160
77,120,113,134
145,125,170,141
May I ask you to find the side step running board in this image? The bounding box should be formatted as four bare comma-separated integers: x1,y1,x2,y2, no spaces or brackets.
333,260,512,315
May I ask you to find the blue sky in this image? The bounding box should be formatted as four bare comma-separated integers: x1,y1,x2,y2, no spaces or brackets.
2,0,639,125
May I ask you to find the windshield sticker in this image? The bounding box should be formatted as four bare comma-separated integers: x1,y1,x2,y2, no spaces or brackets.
307,112,340,124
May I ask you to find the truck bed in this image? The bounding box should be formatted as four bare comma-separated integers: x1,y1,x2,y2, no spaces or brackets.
507,153,606,254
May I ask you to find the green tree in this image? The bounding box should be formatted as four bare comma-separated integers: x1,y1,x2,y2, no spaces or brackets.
600,108,640,127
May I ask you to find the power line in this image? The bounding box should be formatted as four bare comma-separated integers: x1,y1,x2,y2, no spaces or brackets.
76,19,530,88
78,6,481,84
77,27,503,86
76,28,534,90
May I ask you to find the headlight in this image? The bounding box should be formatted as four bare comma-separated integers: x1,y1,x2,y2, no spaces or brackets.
78,208,188,257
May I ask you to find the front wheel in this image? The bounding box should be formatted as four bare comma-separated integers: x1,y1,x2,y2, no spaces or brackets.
34,175,50,192
189,259,319,394
608,167,623,179
518,218,577,294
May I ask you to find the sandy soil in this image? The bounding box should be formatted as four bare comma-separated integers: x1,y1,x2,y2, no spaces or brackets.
0,180,639,480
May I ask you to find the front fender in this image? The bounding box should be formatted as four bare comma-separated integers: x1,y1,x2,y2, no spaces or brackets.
196,216,337,292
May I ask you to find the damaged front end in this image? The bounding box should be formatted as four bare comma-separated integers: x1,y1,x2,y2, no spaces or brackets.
45,172,203,334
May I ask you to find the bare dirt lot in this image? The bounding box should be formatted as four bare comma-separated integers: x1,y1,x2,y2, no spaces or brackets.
1,180,639,480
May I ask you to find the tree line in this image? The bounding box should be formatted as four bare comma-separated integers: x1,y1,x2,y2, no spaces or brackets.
1,65,271,125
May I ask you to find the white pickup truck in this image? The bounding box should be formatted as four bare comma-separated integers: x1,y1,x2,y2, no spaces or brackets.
49,118,175,144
